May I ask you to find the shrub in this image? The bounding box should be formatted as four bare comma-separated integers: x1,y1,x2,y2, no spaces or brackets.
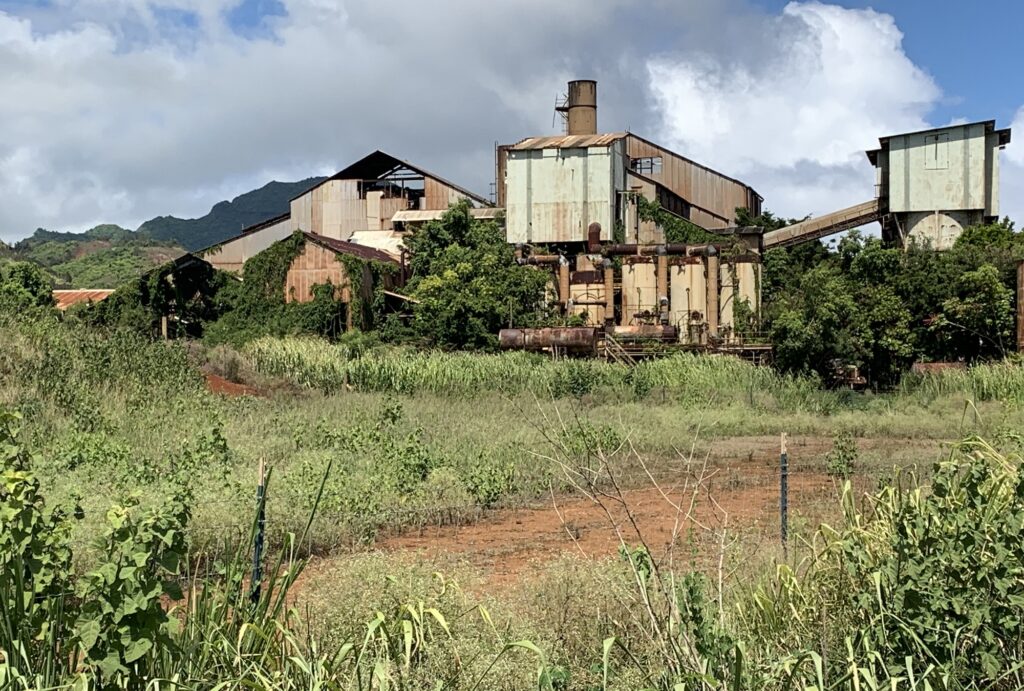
824,431,857,479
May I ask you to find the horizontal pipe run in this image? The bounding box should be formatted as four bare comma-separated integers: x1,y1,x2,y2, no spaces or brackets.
601,243,717,256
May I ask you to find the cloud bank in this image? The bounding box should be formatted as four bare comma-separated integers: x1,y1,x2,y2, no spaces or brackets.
0,0,1018,241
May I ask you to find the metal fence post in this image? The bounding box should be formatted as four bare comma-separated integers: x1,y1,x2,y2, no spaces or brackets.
780,433,788,556
251,459,266,604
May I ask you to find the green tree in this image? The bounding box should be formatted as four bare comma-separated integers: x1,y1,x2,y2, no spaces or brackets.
932,264,1013,361
402,202,552,349
0,260,53,310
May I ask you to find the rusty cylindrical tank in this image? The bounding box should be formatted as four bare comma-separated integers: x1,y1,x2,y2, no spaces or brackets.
669,257,706,343
499,328,599,353
568,256,605,325
621,257,658,326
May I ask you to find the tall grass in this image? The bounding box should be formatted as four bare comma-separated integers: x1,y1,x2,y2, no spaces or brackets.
900,361,1024,403
245,336,826,408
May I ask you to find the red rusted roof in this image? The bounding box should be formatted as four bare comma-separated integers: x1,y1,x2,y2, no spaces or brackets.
509,132,628,150
302,232,399,264
52,289,115,310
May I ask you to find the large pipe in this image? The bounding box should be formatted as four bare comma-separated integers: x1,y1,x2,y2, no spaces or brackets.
656,250,669,326
588,222,602,253
603,259,614,326
706,248,720,339
558,257,570,308
656,251,668,304
565,80,597,136
517,254,561,265
600,243,716,256
499,327,599,352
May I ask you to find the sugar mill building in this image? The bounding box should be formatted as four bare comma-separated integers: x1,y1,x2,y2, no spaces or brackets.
202,150,492,273
496,80,767,352
867,121,1011,249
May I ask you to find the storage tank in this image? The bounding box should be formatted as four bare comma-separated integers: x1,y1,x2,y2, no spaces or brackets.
621,257,658,326
669,257,706,343
573,274,602,325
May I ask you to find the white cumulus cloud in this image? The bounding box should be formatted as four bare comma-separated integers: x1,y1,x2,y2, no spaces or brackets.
646,1,943,223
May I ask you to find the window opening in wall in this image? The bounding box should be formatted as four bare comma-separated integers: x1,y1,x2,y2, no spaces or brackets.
631,156,663,175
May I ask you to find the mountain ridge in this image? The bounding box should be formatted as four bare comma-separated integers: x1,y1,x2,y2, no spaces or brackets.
136,176,326,250
5,176,327,287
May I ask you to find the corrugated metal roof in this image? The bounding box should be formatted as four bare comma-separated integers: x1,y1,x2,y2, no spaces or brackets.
348,230,406,260
241,212,290,235
52,289,116,310
292,150,491,206
390,208,504,223
301,232,399,265
509,132,628,150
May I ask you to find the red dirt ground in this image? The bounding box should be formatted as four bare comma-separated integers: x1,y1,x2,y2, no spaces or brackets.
204,372,261,397
297,435,942,590
371,473,835,585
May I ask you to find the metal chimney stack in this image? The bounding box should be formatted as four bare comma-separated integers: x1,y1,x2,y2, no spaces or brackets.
564,80,597,135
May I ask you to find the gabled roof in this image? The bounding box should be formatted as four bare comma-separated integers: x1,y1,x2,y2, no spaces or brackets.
291,150,491,206
301,231,399,265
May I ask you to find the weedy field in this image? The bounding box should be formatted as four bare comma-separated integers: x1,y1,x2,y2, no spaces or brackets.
4,312,1024,689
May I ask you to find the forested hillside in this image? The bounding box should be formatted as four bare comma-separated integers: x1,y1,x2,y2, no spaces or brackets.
137,177,325,250
3,176,326,286
7,224,185,288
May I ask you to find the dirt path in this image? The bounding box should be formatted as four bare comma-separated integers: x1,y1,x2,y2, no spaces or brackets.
298,435,943,588
205,372,261,397
372,472,835,584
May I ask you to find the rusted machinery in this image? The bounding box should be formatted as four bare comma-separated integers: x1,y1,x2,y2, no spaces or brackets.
513,236,761,348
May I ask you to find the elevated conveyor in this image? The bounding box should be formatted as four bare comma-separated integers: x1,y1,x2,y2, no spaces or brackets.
762,199,883,249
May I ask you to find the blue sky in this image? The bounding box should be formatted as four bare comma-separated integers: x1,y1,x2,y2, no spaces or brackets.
0,0,1020,239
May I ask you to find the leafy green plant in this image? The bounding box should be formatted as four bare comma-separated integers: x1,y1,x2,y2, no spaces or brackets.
0,411,78,686
73,494,190,684
824,431,857,479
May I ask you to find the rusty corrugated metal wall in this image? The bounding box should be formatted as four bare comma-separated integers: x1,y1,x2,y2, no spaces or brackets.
626,135,761,228
284,241,349,304
203,216,294,273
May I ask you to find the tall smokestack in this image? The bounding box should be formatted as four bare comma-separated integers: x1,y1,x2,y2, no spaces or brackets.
565,80,597,135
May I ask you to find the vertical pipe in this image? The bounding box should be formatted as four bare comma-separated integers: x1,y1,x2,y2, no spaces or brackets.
558,257,571,311
706,249,720,339
780,433,788,556
656,252,668,304
1017,260,1024,352
603,259,614,326
656,251,668,325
